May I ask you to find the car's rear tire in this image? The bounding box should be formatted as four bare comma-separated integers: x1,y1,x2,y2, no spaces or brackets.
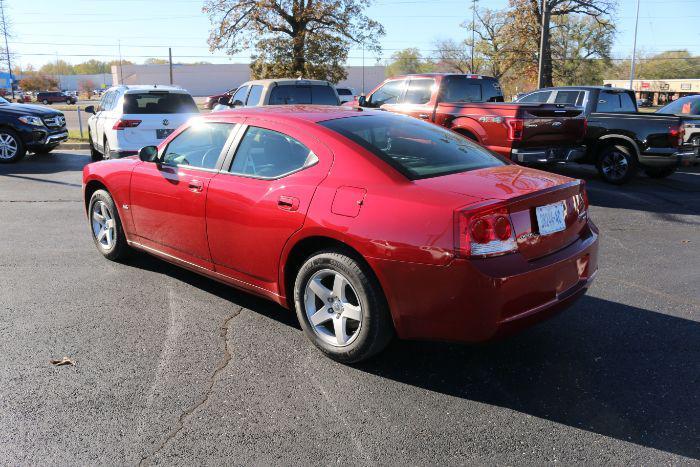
88,189,129,261
0,128,26,163
66,99,72,104
293,250,393,363
596,143,638,185
42,99,49,105
644,166,676,179
103,139,111,160
89,131,102,161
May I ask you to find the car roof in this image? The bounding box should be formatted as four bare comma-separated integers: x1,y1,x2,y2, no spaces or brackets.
242,78,332,86
107,85,190,94
388,73,497,80
533,85,632,93
201,104,378,124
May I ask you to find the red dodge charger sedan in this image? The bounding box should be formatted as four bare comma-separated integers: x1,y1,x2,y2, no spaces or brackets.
83,106,599,362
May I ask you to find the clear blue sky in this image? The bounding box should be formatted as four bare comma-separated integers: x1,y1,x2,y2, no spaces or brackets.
6,0,699,70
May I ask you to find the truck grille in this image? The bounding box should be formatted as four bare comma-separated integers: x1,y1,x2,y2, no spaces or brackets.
43,115,66,128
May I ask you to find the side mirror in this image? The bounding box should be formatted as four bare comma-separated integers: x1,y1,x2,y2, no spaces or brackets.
84,105,95,114
217,96,230,106
357,95,367,107
138,145,159,162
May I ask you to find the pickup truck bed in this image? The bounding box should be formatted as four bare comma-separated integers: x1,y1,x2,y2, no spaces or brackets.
357,74,586,164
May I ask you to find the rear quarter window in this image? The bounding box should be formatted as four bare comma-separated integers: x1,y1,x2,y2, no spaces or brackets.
123,92,198,114
441,76,504,103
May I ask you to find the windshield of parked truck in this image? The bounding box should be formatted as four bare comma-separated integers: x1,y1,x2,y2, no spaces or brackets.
320,113,504,179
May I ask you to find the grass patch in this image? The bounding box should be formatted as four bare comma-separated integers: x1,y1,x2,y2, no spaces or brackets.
67,129,89,143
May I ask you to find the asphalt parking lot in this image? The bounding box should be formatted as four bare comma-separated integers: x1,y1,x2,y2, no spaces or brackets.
0,150,698,464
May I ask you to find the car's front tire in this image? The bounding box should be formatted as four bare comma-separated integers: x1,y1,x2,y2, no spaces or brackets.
42,99,49,105
0,128,26,163
293,250,394,363
88,189,129,261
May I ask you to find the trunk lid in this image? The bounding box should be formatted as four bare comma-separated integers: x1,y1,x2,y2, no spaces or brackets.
415,165,588,260
515,103,585,148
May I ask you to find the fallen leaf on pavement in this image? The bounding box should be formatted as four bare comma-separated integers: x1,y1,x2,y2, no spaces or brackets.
50,357,75,366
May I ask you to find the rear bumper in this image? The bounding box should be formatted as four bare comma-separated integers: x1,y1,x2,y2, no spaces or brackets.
369,220,599,343
639,147,699,167
511,146,586,163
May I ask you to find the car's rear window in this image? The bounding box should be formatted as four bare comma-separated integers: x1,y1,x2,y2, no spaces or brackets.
269,85,339,105
440,76,504,103
320,114,504,179
123,92,198,114
337,88,353,96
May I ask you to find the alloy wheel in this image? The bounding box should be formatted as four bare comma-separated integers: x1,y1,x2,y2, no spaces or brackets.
91,201,116,250
0,133,18,160
601,150,628,181
303,269,363,347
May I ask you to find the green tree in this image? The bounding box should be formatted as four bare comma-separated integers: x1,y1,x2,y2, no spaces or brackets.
144,58,169,65
385,48,433,76
204,0,384,82
39,60,75,75
74,60,111,74
550,14,613,85
614,50,700,80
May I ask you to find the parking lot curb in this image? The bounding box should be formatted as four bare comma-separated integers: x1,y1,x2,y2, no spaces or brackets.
61,143,90,150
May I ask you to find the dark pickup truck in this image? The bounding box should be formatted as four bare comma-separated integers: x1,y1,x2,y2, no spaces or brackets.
516,86,697,184
355,73,586,164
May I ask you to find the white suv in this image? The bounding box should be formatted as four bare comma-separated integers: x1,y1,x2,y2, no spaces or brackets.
85,85,199,160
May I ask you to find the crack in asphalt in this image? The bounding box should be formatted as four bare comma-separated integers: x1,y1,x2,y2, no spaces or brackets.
138,306,243,466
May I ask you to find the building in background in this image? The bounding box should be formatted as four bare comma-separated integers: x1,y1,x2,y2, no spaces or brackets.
111,63,386,96
604,79,700,106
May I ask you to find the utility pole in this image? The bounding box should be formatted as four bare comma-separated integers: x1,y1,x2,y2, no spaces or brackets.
0,0,14,99
168,47,173,85
361,43,365,94
470,0,478,73
628,0,640,91
118,39,123,84
536,0,550,88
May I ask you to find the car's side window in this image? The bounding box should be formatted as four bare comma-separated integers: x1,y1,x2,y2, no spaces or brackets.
553,90,584,105
518,91,551,103
403,78,435,105
162,123,236,170
228,126,318,179
230,86,249,106
98,91,111,112
367,80,406,107
246,85,263,106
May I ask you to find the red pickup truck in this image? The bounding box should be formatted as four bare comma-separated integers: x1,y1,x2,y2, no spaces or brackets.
356,73,587,164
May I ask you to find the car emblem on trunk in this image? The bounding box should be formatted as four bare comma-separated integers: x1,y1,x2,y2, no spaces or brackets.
162,119,169,126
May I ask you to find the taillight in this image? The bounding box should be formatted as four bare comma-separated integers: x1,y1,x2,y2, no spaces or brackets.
506,118,524,141
454,203,518,258
669,125,683,147
113,119,141,130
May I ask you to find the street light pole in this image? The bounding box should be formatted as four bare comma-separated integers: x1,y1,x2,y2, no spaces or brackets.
628,0,640,91
470,0,478,73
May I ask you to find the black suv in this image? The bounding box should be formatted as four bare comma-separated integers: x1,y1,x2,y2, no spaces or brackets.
0,96,68,162
36,91,77,105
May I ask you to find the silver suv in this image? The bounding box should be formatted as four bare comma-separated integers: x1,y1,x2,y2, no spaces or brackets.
213,78,340,111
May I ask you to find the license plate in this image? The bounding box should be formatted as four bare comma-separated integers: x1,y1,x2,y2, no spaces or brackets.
536,202,566,236
156,129,174,139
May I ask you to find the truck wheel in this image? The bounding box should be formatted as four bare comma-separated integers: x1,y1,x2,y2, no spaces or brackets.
0,129,26,163
596,144,638,185
644,166,676,179
293,250,394,363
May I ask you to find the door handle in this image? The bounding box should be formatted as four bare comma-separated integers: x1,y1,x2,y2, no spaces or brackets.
188,179,203,193
277,195,300,211
418,113,430,119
